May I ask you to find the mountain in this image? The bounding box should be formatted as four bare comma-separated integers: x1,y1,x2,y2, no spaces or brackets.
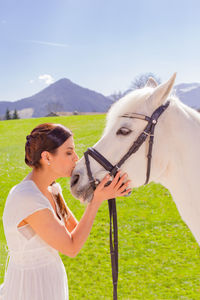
1,79,200,119
173,83,200,109
0,78,113,118
108,82,200,110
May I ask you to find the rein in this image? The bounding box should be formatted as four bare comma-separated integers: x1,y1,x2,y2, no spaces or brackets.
84,101,170,299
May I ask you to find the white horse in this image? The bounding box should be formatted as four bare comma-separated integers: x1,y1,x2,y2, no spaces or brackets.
70,73,200,245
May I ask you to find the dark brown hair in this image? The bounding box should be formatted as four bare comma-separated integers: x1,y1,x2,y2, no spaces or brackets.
25,123,72,220
25,123,72,168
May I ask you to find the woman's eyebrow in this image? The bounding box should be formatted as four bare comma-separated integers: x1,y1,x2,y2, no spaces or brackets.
66,146,74,150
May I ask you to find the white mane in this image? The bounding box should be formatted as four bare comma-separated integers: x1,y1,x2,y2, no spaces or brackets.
172,97,200,127
104,88,152,135
105,87,200,135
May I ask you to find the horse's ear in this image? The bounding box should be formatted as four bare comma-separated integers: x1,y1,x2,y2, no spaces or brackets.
148,73,176,107
145,77,158,88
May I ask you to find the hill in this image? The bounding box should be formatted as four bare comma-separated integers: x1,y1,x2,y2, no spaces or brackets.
0,78,113,118
174,83,200,109
1,79,200,119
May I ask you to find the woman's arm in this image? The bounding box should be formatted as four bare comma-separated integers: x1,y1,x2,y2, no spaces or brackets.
24,193,103,257
25,172,131,257
24,199,100,257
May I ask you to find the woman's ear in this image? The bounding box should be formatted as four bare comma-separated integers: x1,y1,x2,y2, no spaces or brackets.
41,151,51,166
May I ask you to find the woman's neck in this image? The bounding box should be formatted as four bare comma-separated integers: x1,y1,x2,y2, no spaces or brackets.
25,169,56,194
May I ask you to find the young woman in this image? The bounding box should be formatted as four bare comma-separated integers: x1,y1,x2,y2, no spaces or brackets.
0,123,131,300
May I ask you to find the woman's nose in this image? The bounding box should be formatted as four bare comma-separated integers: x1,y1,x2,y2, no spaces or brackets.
74,152,79,161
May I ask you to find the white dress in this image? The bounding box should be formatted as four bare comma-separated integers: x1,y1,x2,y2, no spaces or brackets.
0,180,68,300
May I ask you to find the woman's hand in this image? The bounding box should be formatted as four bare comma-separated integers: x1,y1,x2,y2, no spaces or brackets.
92,171,131,205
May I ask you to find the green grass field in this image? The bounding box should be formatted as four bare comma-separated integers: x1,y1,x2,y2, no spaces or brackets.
0,115,200,299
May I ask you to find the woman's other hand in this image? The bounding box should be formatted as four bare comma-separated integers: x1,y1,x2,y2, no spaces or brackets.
92,171,131,204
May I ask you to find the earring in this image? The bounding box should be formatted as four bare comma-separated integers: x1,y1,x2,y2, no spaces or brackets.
48,161,50,166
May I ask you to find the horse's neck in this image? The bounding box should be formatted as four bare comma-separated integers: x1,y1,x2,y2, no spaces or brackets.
158,102,200,244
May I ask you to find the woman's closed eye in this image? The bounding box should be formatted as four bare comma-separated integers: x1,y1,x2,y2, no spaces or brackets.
66,152,73,155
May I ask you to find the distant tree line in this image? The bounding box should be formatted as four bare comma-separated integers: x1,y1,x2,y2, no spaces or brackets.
5,108,20,120
109,72,161,102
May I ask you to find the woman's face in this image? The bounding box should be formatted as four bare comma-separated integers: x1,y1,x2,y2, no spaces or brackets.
48,136,79,178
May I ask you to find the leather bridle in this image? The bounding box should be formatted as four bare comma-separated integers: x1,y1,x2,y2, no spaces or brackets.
84,101,170,300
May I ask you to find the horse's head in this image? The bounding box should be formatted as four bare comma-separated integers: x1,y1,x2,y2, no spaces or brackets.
70,73,176,202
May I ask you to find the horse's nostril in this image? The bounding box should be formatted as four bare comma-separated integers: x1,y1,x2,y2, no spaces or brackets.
71,174,80,188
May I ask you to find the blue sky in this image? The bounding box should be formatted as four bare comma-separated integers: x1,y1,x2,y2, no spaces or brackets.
1,0,200,101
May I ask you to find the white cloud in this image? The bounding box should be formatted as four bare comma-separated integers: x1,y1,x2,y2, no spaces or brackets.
38,74,54,85
27,40,69,48
29,79,34,84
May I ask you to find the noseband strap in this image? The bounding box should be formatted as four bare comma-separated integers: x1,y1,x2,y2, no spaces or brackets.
84,101,170,300
84,148,119,190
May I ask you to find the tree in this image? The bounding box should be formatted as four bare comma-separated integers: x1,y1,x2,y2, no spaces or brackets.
12,109,20,119
109,72,161,103
109,90,128,102
5,108,11,120
130,72,161,90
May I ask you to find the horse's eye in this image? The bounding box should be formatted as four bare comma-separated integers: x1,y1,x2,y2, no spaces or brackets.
116,127,132,135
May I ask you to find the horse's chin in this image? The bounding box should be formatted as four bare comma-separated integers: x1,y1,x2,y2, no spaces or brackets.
70,184,94,204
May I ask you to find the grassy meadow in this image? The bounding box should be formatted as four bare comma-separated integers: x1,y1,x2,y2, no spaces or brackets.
0,115,200,299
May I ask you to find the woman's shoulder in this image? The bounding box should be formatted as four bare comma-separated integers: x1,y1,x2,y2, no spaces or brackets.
7,180,41,199
3,181,52,228
5,180,51,212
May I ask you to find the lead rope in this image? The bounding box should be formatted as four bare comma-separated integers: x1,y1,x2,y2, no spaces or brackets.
84,151,119,299
108,198,118,300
